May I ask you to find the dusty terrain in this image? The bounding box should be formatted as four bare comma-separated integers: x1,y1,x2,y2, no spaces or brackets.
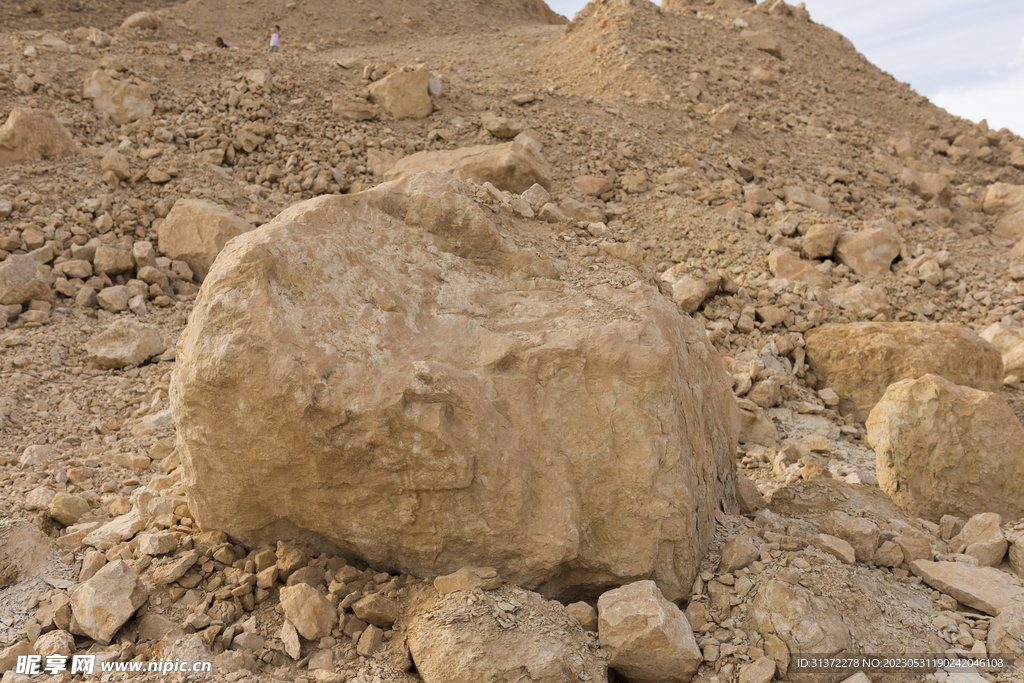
1,0,1024,682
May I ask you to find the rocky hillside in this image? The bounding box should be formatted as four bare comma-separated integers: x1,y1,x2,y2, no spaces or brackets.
1,0,1024,682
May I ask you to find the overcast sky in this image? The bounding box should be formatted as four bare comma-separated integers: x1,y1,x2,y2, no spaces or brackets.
545,0,1024,135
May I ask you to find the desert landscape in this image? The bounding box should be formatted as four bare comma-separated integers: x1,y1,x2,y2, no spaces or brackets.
0,0,1023,682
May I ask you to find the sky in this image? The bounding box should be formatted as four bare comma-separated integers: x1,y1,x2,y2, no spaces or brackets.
544,0,1024,135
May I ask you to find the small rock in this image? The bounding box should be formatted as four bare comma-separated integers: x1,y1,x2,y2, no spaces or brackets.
70,560,148,645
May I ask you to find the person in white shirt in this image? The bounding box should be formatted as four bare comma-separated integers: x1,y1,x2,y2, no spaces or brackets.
267,25,281,53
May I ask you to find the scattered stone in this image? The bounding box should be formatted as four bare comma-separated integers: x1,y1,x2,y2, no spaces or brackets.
352,594,401,628
384,142,553,194
949,513,1009,567
812,534,857,565
156,199,254,282
279,584,337,640
120,11,160,30
719,537,759,573
434,567,504,595
82,69,154,125
368,64,432,119
910,560,1024,616
742,30,783,59
834,226,902,278
0,108,78,165
70,560,148,644
0,255,53,305
85,319,166,369
566,601,598,631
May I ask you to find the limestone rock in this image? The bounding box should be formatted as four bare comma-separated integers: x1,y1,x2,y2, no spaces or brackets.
739,657,777,683
83,70,154,125
805,322,1002,421
279,584,337,640
994,212,1024,241
574,175,614,197
96,285,132,312
172,171,739,602
983,183,1024,217
92,246,134,276
597,581,702,683
156,199,253,282
802,223,838,260
719,537,759,573
101,149,131,180
332,98,378,121
829,283,891,320
735,472,767,515
0,109,78,165
434,567,503,595
900,168,952,207
909,560,1023,616
834,227,902,278
812,534,857,564
86,319,166,369
768,249,829,288
33,630,74,657
368,65,432,120
949,513,1008,567
745,579,851,658
867,375,1024,522
481,110,524,139
785,186,832,214
352,594,401,627
671,274,720,313
149,550,198,584
566,602,598,631
987,597,1024,659
742,30,783,59
385,142,553,194
121,11,159,30
0,255,53,305
47,493,90,526
70,560,148,644
409,586,607,683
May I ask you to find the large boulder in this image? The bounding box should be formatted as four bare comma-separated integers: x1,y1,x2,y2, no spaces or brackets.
866,374,1024,522
121,11,160,30
384,142,552,194
70,560,148,644
156,199,253,282
0,254,53,305
804,322,1002,421
82,70,154,125
983,182,1024,216
408,586,606,682
988,597,1024,661
171,171,739,601
0,108,78,165
368,65,432,120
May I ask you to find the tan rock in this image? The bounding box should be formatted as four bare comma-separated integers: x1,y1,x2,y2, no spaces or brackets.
574,175,614,197
172,172,739,602
745,579,851,658
86,319,166,369
280,621,301,659
738,402,778,446
802,223,838,260
121,11,159,30
893,535,932,563
1004,341,1024,377
812,534,856,564
979,322,1024,354
70,560,148,644
385,143,552,194
368,65,432,120
739,657,777,683
149,550,198,584
899,168,952,207
0,108,78,165
0,641,36,673
0,254,53,305
82,509,146,551
34,630,75,657
785,186,832,214
949,513,1008,567
872,540,904,567
910,560,1024,616
983,182,1024,217
83,69,154,125
719,537,759,573
805,322,1003,421
100,150,130,180
409,587,606,682
156,199,253,282
95,285,132,313
598,580,702,683
834,227,902,278
566,601,598,631
829,283,891,320
742,30,783,59
47,493,90,526
332,98,378,121
867,375,1024,522
599,241,644,267
671,274,720,313
279,584,337,640
768,249,829,288
987,597,1024,659
827,511,879,563
481,110,523,139
996,211,1024,241
356,625,383,656
352,594,401,627
709,103,740,134
735,472,767,515
92,246,134,276
434,567,503,595
137,532,177,556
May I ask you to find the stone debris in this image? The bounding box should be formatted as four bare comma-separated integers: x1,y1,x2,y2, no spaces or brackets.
85,319,166,369
69,560,148,644
0,108,78,165
155,199,253,282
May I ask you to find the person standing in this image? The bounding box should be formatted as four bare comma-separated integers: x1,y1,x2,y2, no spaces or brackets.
268,25,281,53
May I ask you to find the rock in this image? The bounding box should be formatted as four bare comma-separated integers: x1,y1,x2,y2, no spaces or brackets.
356,625,383,656
802,223,839,260
0,641,35,673
409,587,606,683
872,541,904,567
92,246,134,276
574,175,614,197
670,274,720,313
172,172,738,602
137,532,177,556
805,323,1002,421
121,11,159,30
980,322,1024,355
994,212,1024,241
739,657,777,683
745,579,851,659
987,597,1024,659
735,472,767,515
82,70,154,125
599,241,644,267
719,537,759,573
867,374,1024,522
368,65,432,119
47,493,90,526
279,584,337,640
768,249,829,288
829,283,891,320
949,513,1009,567
834,227,902,278
434,567,503,595
900,168,952,207
70,560,148,644
738,402,779,446
785,186,832,214
280,621,301,659
100,149,131,180
156,199,253,282
385,143,553,194
33,630,74,657
0,109,78,165
709,103,740,134
86,319,166,369
82,509,146,551
566,602,598,631
812,534,857,564
598,580,703,683
481,110,523,139
149,550,198,584
96,285,132,312
352,594,401,627
55,259,93,279
333,98,378,121
826,511,880,563
742,30,783,59
983,182,1024,217
909,560,1024,616
0,255,53,305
